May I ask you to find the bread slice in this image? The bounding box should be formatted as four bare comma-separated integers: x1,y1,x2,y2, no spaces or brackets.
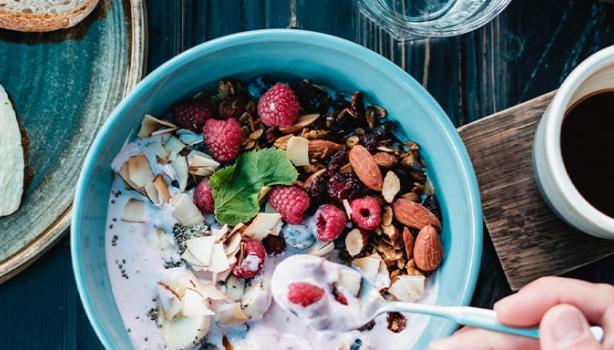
0,0,99,32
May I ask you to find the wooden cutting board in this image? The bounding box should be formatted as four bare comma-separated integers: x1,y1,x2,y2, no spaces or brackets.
458,91,614,290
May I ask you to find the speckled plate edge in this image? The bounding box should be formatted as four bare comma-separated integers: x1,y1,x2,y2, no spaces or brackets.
0,0,147,284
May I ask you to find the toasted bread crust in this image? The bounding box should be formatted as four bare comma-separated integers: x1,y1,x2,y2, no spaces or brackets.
0,0,98,32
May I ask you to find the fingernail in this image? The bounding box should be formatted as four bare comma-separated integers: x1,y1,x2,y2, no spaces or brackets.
493,293,519,311
550,307,586,344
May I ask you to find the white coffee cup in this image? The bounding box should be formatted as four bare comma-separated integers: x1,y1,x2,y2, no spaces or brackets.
533,46,614,239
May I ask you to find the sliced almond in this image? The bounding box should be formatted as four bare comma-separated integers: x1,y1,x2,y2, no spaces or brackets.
186,236,216,266
153,175,171,203
224,231,242,257
382,224,402,247
382,171,401,203
345,229,367,257
170,193,204,226
388,275,425,302
382,206,393,226
402,227,414,260
138,114,177,138
181,288,214,317
286,136,310,166
122,199,146,223
188,150,220,177
243,213,283,241
216,302,249,325
308,242,334,257
342,199,352,219
225,275,246,301
279,113,320,134
128,154,155,188
273,134,292,150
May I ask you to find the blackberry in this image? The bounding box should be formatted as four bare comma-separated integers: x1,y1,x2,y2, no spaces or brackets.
327,172,363,201
326,146,348,176
291,80,331,113
422,195,441,220
218,93,251,119
262,234,287,255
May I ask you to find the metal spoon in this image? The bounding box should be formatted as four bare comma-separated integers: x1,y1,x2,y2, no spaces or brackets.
271,255,604,341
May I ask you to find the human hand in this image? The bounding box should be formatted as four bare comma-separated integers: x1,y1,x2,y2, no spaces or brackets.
429,277,613,350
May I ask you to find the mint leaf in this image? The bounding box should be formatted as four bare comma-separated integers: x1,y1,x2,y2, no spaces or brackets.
209,148,298,225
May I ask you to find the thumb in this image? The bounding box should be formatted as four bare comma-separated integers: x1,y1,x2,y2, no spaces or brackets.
540,304,601,350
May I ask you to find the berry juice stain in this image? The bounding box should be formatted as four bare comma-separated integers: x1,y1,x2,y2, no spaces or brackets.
560,90,614,217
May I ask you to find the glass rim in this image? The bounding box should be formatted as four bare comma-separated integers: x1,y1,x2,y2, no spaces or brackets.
358,0,512,39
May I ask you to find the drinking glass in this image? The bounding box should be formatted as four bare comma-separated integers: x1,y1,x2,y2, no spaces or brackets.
358,0,511,40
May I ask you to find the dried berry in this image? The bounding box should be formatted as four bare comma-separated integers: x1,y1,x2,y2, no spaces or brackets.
262,234,286,255
326,145,348,176
304,170,329,204
331,285,348,305
358,121,394,151
291,80,331,114
218,93,251,119
349,92,365,119
327,172,363,201
358,320,376,332
422,195,441,220
387,312,407,333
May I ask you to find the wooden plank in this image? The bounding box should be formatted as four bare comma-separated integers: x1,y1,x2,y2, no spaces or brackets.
459,91,614,290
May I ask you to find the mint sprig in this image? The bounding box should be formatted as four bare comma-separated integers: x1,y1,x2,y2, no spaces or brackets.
209,148,298,225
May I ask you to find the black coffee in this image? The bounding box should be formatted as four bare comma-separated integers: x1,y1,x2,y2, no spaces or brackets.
560,90,614,217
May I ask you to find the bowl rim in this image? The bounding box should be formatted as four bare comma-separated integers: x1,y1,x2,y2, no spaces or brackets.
71,29,483,349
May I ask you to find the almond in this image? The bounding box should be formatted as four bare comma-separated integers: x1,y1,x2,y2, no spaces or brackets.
345,228,367,257
402,227,414,260
413,225,442,272
348,145,383,191
373,152,397,168
308,139,340,160
392,198,441,230
279,113,320,134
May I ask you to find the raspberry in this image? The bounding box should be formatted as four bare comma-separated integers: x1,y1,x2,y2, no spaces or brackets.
203,118,243,162
193,179,214,213
327,172,363,201
171,101,214,132
313,204,347,243
257,83,299,127
350,196,382,231
232,239,266,279
282,224,316,249
262,234,286,255
287,282,325,307
268,186,310,224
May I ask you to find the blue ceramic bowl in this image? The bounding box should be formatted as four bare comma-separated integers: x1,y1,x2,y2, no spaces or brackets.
72,29,482,349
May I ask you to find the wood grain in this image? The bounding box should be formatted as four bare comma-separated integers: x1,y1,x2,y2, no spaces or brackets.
459,91,614,290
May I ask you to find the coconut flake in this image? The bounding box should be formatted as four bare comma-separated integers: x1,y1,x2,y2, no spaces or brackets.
286,136,310,166
122,199,146,222
138,115,177,138
388,275,425,302
170,193,204,226
243,213,283,240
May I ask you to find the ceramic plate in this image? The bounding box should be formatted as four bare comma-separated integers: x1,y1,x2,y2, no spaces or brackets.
0,0,146,282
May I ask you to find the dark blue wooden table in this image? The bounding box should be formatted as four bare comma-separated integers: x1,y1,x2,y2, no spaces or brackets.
2,0,614,348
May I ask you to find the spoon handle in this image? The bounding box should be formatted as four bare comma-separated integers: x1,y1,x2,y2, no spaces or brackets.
383,303,604,341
